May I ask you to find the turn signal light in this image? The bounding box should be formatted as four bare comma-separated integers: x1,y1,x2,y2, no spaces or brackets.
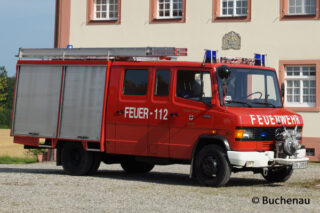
235,129,244,139
235,129,253,139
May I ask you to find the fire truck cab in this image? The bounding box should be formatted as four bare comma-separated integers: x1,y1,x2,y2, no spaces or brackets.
11,48,309,187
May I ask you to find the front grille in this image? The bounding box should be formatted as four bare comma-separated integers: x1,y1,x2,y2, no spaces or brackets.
236,126,302,141
252,127,277,141
262,141,275,149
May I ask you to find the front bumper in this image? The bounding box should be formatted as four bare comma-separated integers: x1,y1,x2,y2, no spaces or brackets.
227,148,309,168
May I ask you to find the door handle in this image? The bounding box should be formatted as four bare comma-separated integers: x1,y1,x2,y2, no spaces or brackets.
77,136,89,140
170,112,179,117
116,110,124,115
28,132,39,136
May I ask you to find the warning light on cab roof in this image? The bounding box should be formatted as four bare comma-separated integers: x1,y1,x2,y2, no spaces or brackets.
203,49,267,66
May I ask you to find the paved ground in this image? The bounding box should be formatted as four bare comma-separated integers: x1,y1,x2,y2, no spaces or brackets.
0,162,319,213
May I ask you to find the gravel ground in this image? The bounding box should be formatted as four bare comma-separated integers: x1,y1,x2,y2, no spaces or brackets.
0,162,319,213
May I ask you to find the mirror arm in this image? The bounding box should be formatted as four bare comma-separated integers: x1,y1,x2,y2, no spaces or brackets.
281,83,285,97
280,83,285,104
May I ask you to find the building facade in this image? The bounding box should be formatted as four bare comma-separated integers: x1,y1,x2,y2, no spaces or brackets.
55,0,320,161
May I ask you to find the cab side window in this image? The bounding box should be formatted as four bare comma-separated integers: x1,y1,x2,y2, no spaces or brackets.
176,70,212,101
123,69,148,95
154,70,171,97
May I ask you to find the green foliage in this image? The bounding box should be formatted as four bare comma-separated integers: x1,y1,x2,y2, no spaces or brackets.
6,77,15,110
26,149,48,157
0,156,37,164
0,66,8,110
0,66,15,129
0,108,12,128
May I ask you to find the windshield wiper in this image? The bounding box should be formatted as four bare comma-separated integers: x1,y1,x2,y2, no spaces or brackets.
251,101,276,108
225,100,252,107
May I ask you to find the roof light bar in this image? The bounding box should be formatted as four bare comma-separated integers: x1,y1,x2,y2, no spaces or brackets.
202,49,267,66
220,57,255,65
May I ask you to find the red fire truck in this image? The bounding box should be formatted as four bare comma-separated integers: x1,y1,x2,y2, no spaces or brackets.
11,47,308,187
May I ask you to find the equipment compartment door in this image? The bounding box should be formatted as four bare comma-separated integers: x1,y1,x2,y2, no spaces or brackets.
58,66,107,141
12,65,62,137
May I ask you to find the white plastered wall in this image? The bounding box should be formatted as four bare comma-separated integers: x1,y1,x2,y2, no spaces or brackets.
69,0,320,137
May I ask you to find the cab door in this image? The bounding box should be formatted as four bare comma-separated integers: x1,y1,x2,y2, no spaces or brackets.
113,67,151,156
147,68,172,157
169,69,214,160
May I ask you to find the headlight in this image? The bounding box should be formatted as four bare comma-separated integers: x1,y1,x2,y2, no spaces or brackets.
235,129,253,139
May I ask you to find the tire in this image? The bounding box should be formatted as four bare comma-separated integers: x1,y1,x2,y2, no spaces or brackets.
262,166,293,183
61,143,94,176
88,152,102,175
120,159,154,173
194,145,231,187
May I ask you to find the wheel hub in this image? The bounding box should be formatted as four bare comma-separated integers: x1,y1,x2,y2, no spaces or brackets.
202,156,218,176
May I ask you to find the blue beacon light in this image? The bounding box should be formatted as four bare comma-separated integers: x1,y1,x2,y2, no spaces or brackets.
205,50,212,63
67,45,73,49
254,54,261,66
205,50,217,63
261,55,265,66
255,53,266,66
260,132,267,138
212,51,217,63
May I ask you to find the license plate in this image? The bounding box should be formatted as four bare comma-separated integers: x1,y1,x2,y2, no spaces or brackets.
292,161,308,169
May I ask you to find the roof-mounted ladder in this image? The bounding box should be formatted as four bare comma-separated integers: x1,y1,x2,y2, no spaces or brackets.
17,47,188,60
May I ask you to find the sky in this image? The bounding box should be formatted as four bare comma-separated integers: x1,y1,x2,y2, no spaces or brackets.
0,0,55,77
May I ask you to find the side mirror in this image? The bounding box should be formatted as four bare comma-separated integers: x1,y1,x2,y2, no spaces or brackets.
217,65,231,79
281,83,285,97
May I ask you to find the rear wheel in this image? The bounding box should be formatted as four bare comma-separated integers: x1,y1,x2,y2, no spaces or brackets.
61,143,93,176
194,145,231,187
121,159,154,173
262,166,293,183
88,152,101,175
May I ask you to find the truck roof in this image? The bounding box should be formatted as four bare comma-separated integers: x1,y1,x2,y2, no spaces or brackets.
17,48,274,71
17,59,276,72
113,60,276,71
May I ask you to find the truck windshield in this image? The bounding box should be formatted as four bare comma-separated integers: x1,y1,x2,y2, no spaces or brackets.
217,68,282,108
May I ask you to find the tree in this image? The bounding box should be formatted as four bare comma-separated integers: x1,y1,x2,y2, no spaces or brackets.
0,66,14,128
0,66,8,111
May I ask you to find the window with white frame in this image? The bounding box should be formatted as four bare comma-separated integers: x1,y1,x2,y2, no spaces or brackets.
221,0,247,16
288,0,316,15
157,0,183,19
94,0,118,20
285,65,316,107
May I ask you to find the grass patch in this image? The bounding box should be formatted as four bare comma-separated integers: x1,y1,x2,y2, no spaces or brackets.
290,179,320,189
0,156,37,164
301,179,320,189
309,161,320,164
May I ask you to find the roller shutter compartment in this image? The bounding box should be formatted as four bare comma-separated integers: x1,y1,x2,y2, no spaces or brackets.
58,66,107,141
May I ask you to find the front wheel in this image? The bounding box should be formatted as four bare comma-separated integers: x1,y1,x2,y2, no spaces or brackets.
194,145,231,187
121,159,154,173
262,166,293,183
